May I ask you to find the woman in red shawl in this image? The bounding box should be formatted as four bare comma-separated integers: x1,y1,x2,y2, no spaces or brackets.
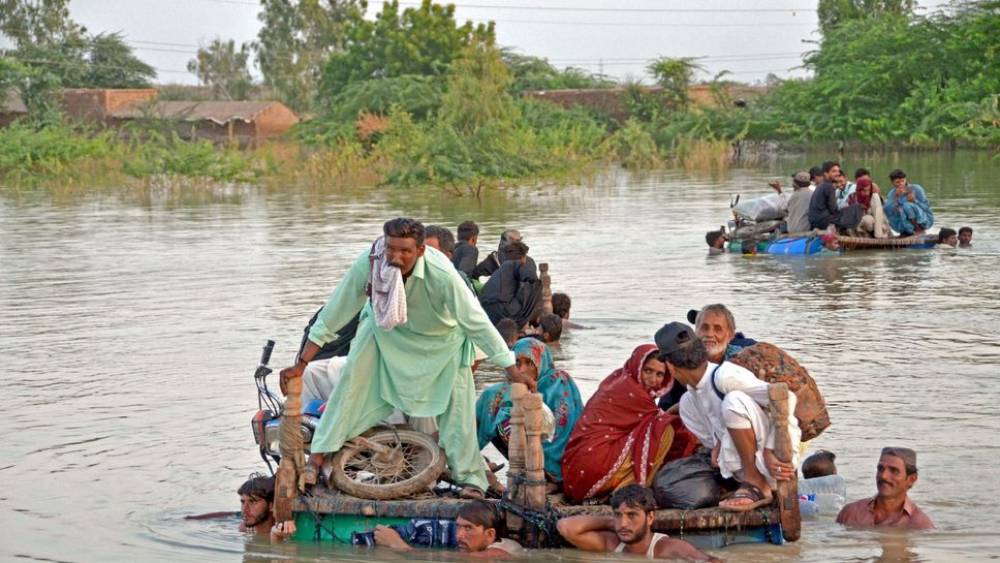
562,344,699,503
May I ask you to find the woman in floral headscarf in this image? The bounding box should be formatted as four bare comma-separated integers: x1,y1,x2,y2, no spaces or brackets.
475,337,583,484
562,344,698,503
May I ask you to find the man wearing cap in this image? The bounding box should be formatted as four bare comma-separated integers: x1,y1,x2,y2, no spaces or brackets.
655,322,800,512
836,447,935,530
785,171,815,233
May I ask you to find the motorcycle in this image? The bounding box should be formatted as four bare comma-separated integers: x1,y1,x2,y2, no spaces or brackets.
248,339,445,499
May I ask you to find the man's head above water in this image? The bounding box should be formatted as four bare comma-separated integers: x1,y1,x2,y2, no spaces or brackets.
238,474,275,532
455,500,505,552
383,217,426,274
610,485,657,546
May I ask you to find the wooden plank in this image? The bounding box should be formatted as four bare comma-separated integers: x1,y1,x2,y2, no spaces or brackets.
768,383,800,542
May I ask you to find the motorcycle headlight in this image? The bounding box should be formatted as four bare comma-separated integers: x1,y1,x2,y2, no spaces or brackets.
263,421,314,456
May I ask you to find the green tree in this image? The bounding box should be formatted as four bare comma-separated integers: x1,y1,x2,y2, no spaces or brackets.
0,0,84,47
84,33,155,88
254,0,367,112
319,0,495,100
502,50,616,94
817,0,915,31
439,41,516,133
187,38,254,100
646,57,704,111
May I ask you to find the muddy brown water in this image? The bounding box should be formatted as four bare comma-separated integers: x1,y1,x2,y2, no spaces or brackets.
2,150,998,562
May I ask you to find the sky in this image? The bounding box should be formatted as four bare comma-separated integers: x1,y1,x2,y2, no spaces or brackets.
65,0,950,86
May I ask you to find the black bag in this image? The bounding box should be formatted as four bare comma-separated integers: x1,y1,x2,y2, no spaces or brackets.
653,451,724,509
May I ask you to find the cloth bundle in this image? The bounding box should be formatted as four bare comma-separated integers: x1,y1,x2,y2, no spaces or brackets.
367,236,407,330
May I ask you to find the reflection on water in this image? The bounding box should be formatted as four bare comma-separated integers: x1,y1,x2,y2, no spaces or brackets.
2,151,998,562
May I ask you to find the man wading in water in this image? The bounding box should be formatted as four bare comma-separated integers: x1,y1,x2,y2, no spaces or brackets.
280,218,533,500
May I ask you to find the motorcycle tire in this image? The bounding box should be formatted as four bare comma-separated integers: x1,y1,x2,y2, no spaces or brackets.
330,428,445,500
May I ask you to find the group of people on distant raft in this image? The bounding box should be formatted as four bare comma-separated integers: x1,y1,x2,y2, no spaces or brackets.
241,217,935,558
707,159,975,253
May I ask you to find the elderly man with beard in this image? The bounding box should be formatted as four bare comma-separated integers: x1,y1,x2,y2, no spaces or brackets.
837,447,934,530
557,485,720,561
280,218,533,501
659,305,756,411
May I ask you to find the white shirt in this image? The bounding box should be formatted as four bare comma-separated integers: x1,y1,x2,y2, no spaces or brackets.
490,538,523,555
684,362,773,449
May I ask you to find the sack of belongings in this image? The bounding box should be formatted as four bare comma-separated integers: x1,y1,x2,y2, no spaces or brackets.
653,451,726,509
732,194,786,222
729,342,831,441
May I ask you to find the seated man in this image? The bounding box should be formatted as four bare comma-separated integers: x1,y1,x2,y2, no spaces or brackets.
938,227,958,248
958,226,973,247
374,500,522,558
784,171,814,233
809,161,865,233
557,485,719,561
470,228,536,280
478,241,542,327
660,305,756,411
655,322,800,511
836,447,934,530
884,169,934,235
848,178,891,238
452,220,480,276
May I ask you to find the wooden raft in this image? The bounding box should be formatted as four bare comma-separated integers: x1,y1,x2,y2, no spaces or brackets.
288,382,800,544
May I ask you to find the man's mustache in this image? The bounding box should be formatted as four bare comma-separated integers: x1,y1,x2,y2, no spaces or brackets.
877,479,891,487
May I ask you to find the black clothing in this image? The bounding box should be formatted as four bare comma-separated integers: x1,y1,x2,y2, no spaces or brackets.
470,250,536,280
479,260,542,327
451,241,479,276
808,181,864,232
298,308,359,362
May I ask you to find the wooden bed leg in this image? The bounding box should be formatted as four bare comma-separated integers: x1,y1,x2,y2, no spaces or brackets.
274,372,304,523
768,383,800,542
540,263,552,315
506,383,528,538
521,390,546,547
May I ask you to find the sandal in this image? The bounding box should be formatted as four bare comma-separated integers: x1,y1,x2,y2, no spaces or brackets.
458,484,486,500
301,458,323,488
719,483,772,512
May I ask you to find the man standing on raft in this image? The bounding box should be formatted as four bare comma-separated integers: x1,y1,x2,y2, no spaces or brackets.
280,218,533,497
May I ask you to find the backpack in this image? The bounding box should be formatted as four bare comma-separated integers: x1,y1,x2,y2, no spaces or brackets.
725,342,831,441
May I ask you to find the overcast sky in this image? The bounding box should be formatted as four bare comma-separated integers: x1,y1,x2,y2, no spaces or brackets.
66,0,950,86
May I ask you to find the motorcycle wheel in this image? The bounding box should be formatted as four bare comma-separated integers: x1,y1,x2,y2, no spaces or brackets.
330,428,445,500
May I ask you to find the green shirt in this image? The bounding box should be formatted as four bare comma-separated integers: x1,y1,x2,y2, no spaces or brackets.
308,245,514,416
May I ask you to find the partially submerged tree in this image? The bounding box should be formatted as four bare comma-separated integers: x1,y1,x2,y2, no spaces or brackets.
188,38,254,100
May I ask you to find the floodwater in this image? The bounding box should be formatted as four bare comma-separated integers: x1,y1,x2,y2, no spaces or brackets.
2,150,998,562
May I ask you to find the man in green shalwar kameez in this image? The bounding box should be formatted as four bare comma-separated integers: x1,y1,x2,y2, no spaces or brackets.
281,218,534,495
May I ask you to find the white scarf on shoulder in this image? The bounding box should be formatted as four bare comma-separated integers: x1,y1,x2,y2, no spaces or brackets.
367,236,407,330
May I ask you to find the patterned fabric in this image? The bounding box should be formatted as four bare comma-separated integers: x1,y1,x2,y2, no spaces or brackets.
562,344,699,502
475,338,583,482
884,183,934,235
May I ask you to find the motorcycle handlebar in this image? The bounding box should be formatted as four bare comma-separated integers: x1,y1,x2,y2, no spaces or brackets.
260,340,275,366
